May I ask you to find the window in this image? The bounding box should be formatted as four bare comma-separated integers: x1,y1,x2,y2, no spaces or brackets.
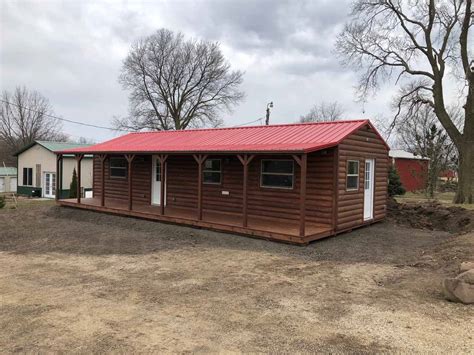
23,167,33,186
364,161,371,190
261,160,294,189
203,159,221,184
346,160,359,190
110,157,127,178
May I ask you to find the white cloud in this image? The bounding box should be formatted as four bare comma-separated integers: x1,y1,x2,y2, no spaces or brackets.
0,0,398,143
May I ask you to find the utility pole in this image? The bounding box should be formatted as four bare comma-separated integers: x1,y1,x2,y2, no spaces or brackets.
265,102,273,125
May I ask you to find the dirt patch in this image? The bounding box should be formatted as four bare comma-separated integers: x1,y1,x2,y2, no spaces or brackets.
0,203,473,353
388,197,474,234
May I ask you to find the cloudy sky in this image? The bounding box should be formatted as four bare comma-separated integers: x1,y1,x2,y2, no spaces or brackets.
1,0,399,143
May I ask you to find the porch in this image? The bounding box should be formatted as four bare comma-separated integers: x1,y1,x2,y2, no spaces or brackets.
56,149,337,244
58,197,333,244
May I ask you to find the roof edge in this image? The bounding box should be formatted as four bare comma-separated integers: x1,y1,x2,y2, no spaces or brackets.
14,140,92,156
13,141,39,156
334,120,390,150
56,119,389,155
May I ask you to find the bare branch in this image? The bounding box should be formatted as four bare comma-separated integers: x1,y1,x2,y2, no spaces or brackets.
299,101,345,123
0,86,66,164
117,29,244,131
335,0,468,146
395,105,458,197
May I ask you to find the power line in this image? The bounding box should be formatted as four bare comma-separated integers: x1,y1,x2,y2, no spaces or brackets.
0,99,132,132
1,98,267,132
230,117,264,127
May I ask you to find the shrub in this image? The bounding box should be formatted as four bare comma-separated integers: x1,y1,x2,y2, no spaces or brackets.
69,168,78,198
388,166,406,197
438,180,458,193
0,195,5,209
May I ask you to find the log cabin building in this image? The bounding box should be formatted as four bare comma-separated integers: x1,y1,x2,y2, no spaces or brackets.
56,119,389,245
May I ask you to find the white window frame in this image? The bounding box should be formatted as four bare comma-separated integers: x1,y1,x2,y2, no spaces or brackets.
109,157,127,179
203,159,222,185
346,160,360,191
260,159,294,189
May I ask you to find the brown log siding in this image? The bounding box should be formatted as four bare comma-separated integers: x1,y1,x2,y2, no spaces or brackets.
93,150,336,226
336,125,389,231
93,155,151,204
91,125,388,234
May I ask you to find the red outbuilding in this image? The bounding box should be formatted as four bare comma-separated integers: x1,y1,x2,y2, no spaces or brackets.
389,149,429,192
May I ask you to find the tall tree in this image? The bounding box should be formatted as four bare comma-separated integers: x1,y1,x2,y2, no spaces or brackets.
0,86,67,164
299,101,345,123
115,29,244,131
336,0,473,203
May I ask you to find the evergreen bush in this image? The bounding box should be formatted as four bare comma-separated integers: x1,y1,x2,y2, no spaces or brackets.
69,168,78,198
388,166,406,197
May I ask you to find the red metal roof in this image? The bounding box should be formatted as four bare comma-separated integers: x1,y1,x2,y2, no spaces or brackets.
59,119,387,154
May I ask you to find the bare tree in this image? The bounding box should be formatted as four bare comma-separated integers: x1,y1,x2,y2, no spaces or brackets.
0,87,67,164
299,101,345,123
74,136,96,145
397,105,458,197
115,29,244,131
335,0,473,204
0,140,15,166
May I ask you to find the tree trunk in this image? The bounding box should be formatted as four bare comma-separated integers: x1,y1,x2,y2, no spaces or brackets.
454,63,473,204
455,90,474,203
455,139,474,204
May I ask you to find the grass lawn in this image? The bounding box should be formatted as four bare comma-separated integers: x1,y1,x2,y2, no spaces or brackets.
0,197,56,212
395,191,474,210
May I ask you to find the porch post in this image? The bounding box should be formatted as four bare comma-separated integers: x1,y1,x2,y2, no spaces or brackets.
332,147,339,232
193,154,207,221
237,154,255,227
158,154,168,215
60,156,63,197
125,154,135,211
293,153,307,237
55,154,61,201
299,154,308,237
98,154,107,207
75,154,84,203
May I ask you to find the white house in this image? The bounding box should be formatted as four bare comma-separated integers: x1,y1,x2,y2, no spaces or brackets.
15,141,93,198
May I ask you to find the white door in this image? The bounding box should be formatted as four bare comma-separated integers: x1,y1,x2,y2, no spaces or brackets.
44,172,56,198
151,156,166,205
10,177,17,192
364,159,375,221
0,177,4,192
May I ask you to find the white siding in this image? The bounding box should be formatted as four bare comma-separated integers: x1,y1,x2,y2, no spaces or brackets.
17,144,93,193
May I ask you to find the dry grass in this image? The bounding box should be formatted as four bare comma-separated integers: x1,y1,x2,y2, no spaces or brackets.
396,191,474,210
0,197,55,211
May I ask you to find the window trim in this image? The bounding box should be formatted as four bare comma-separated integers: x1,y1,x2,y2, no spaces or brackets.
346,160,360,191
203,158,222,185
260,159,294,190
109,157,128,179
23,167,33,186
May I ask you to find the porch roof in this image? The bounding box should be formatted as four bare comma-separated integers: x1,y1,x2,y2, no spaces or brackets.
58,119,387,155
